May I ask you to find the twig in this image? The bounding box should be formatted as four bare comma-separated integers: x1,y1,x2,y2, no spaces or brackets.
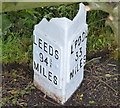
4,74,26,80
14,74,26,80
107,64,117,67
86,57,101,65
94,76,118,95
84,69,91,73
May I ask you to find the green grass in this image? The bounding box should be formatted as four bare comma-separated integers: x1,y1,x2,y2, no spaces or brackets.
2,3,115,64
87,10,114,55
2,83,35,106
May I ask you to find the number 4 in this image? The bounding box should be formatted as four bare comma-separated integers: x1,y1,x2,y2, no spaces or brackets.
44,57,48,66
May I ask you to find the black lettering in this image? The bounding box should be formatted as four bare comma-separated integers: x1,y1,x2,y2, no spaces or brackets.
55,50,59,60
34,35,37,45
48,71,52,82
43,67,47,78
44,42,48,53
49,45,53,56
50,59,52,67
80,58,82,68
53,76,57,85
34,42,37,45
75,64,79,74
83,55,86,65
82,32,87,42
70,69,74,80
75,51,79,61
39,38,42,49
39,53,43,62
78,36,81,46
71,45,74,54
75,40,77,49
79,47,82,57
44,57,48,66
77,64,79,72
40,65,42,73
34,61,39,71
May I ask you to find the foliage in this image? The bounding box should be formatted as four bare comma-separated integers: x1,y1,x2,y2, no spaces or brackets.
87,10,115,54
2,83,35,106
2,3,115,64
2,9,35,64
2,34,32,64
87,2,119,44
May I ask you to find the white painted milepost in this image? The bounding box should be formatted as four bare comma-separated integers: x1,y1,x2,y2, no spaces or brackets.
33,3,88,104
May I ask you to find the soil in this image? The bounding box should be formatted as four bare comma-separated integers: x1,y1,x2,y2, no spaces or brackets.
2,58,119,107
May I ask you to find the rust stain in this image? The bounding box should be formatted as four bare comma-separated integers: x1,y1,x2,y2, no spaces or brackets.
34,80,63,104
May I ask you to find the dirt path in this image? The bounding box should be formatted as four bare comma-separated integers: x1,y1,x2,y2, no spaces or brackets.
2,58,119,107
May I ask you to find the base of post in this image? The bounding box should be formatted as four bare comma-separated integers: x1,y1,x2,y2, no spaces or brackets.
34,79,64,105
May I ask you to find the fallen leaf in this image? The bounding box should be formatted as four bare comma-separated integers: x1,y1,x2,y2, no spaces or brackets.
80,94,84,97
19,102,26,105
13,79,17,81
80,98,82,100
89,101,95,103
105,74,111,77
114,77,118,80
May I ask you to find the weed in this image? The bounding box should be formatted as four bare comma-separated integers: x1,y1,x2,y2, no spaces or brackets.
2,3,115,65
2,83,35,106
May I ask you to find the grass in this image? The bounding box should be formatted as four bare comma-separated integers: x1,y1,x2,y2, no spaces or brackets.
2,3,115,64
2,83,35,106
87,10,114,55
1,3,118,107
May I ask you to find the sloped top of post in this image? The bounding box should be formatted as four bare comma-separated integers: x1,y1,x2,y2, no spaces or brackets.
34,3,87,45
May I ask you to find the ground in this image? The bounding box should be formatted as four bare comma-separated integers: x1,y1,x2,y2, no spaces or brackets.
2,58,119,107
